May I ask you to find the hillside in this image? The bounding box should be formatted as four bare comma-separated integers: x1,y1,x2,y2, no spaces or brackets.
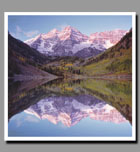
8,33,56,80
81,29,132,77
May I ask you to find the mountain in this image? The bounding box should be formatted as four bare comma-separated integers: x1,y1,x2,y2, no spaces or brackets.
89,29,128,49
74,47,102,58
25,26,127,58
81,29,132,76
24,95,128,127
8,33,57,79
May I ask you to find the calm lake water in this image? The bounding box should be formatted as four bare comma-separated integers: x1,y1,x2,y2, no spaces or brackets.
8,78,132,137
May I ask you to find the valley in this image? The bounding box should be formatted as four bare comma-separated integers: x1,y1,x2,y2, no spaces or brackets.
8,26,132,80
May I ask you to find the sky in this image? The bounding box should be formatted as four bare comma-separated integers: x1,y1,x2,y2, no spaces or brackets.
8,15,132,41
8,112,132,137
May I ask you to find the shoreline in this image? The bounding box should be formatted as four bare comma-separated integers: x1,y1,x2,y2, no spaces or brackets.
8,73,132,82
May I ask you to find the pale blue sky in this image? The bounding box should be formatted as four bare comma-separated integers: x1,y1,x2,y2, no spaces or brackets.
9,112,132,137
8,15,132,41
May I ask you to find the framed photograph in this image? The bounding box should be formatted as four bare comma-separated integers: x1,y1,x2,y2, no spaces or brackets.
4,12,136,142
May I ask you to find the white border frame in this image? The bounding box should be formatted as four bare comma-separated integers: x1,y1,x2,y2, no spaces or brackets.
4,12,136,141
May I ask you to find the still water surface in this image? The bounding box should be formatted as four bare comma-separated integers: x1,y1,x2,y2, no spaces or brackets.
8,78,132,137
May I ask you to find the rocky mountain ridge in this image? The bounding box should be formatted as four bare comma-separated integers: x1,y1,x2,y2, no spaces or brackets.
24,26,128,58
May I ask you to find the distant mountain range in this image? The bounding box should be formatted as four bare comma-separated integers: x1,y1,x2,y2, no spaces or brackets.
24,26,128,58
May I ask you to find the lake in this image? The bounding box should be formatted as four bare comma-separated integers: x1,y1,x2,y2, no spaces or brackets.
8,78,132,137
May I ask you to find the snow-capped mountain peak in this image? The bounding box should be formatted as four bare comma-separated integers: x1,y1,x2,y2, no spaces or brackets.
58,26,88,41
46,28,60,37
63,25,79,32
24,26,128,58
24,34,42,45
50,28,59,33
89,29,128,49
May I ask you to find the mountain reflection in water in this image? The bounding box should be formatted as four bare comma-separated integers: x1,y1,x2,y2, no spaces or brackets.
8,78,132,136
25,95,128,127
